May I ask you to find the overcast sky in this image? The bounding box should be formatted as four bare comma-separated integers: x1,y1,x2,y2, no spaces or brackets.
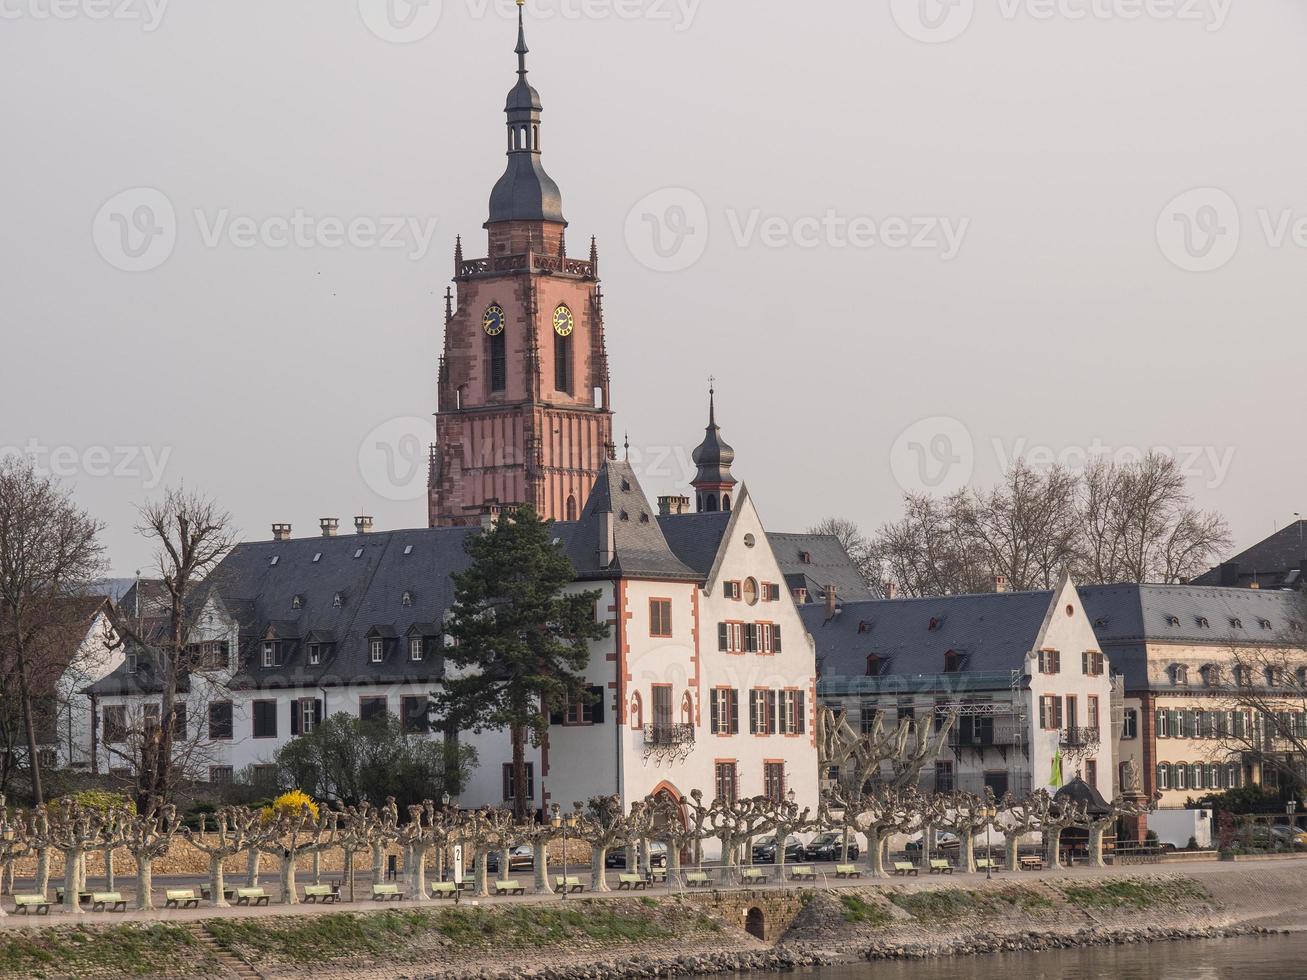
2,0,1304,577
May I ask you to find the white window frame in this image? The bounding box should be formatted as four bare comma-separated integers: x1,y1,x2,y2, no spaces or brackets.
370,639,384,664
409,637,424,662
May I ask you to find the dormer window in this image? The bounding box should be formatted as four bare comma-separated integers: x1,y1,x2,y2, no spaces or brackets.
333,593,344,608
1233,665,1250,687
402,591,414,608
799,551,813,565
370,639,384,664
126,653,138,674
1265,667,1279,687
1169,663,1189,686
404,545,414,556
292,595,303,610
1260,619,1274,630
308,644,322,666
944,651,969,674
1200,664,1221,687
1166,615,1181,627
1197,617,1211,629
928,617,943,632
866,654,889,677
1230,618,1243,629
409,637,424,662
262,642,282,669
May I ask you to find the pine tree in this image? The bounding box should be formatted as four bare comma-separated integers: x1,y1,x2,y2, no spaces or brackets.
435,507,609,819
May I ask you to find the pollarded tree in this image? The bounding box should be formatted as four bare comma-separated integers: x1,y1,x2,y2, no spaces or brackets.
187,807,264,908
818,705,955,794
334,801,395,902
706,796,776,884
44,799,111,915
651,792,707,877
762,796,818,876
937,789,998,874
1044,796,1088,870
396,801,461,901
0,797,33,914
120,803,179,910
461,807,518,897
831,786,919,877
999,792,1051,871
433,507,609,820
1079,794,1158,868
579,795,641,894
271,804,341,906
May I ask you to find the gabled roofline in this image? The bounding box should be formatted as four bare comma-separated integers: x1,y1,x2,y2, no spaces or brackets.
701,483,753,595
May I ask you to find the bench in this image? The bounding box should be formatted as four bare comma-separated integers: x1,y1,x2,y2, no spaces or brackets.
685,871,711,888
494,879,526,896
835,865,862,879
166,889,200,909
92,892,127,912
372,884,404,902
740,868,770,884
200,885,235,902
929,860,953,875
975,859,1001,873
13,894,50,915
1019,856,1044,871
236,888,269,906
553,876,584,894
431,882,459,899
892,862,918,877
54,888,92,905
650,868,668,883
303,885,339,904
617,874,648,890
789,865,817,881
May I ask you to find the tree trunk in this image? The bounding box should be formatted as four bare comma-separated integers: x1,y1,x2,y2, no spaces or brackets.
591,846,610,892
208,855,229,908
510,725,528,821
103,847,114,891
1089,824,1107,868
959,828,976,874
35,847,50,896
135,855,155,910
14,644,44,806
1046,827,1064,869
533,841,552,894
866,828,889,877
840,826,852,863
474,848,490,897
312,849,321,885
1005,830,1022,872
63,847,83,915
279,849,299,905
409,845,429,901
246,846,261,886
371,843,385,884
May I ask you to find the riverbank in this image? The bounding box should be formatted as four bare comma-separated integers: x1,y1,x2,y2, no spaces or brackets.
4,859,1307,978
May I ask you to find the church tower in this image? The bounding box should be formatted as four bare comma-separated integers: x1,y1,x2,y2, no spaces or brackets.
429,2,614,528
691,385,738,513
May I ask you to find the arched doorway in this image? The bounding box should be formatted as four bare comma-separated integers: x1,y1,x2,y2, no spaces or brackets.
745,907,765,940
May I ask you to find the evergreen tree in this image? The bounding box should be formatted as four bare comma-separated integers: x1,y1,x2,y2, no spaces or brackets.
434,507,608,818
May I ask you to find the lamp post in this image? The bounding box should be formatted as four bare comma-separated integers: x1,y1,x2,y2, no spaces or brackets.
551,804,577,902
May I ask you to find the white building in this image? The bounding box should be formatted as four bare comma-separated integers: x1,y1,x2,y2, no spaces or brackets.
806,573,1119,803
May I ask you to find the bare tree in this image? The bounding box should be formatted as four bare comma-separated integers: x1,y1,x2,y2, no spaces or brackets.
126,487,235,810
121,803,180,910
187,807,266,908
0,457,106,804
937,789,998,874
868,493,991,598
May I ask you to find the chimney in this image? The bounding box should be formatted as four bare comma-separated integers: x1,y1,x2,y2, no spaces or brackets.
824,585,838,621
658,495,691,517
271,523,293,542
354,515,375,535
598,511,616,567
882,581,899,600
320,518,340,538
992,575,1009,594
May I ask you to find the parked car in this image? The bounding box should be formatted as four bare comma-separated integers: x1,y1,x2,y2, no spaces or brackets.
904,831,961,852
803,832,860,862
605,842,668,869
482,845,535,873
751,835,805,864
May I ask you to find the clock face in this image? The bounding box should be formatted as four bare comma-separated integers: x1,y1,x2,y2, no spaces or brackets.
553,305,575,338
483,305,506,337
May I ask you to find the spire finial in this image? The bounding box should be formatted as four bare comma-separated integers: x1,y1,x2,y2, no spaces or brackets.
708,376,717,426
516,0,528,77
624,432,630,460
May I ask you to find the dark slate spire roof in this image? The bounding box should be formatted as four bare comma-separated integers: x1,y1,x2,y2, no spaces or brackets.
487,2,566,225
691,386,737,488
564,461,699,581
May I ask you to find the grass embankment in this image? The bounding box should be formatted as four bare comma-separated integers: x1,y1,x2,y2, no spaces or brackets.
205,899,721,966
887,886,1054,923
1060,878,1212,911
0,924,208,978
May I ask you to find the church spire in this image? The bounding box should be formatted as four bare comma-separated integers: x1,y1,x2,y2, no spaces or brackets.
488,0,566,226
691,380,737,514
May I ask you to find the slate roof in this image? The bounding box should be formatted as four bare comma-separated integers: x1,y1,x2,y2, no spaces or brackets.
803,590,1054,683
768,533,879,603
1076,584,1307,689
1193,521,1307,590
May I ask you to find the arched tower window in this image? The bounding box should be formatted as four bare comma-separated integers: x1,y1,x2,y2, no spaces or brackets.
489,330,507,392
565,494,577,521
554,330,572,393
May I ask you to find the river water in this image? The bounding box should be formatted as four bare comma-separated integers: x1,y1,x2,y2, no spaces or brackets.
752,933,1307,979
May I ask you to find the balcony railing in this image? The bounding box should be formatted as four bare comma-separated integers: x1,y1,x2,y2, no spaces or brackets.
949,722,1026,749
644,724,695,748
1060,727,1101,750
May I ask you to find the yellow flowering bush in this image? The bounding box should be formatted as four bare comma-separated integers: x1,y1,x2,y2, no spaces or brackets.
262,790,319,823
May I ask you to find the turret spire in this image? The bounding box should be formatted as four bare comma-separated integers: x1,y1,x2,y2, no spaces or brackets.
691,380,737,513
